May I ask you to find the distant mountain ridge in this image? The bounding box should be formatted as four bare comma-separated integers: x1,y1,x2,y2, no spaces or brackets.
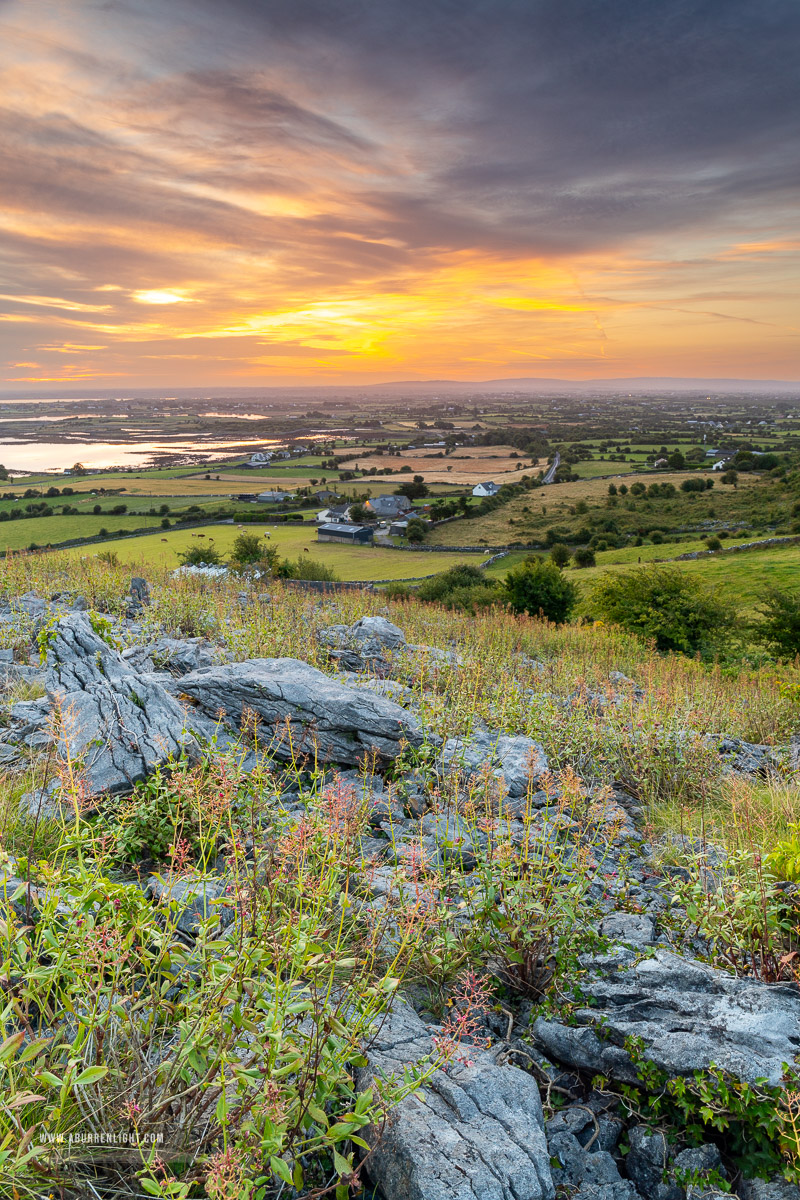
1,376,798,401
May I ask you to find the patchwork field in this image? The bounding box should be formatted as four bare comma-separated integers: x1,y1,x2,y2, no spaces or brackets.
342,445,544,485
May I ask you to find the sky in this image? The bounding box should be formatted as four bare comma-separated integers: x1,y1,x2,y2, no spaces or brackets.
0,0,798,389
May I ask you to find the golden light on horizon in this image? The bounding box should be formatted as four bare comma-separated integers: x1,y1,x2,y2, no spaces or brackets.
0,0,796,388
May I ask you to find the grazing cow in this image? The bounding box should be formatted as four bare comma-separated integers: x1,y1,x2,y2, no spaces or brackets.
303,547,309,552
161,538,167,543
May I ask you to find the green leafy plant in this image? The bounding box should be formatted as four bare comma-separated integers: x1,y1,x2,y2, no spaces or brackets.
503,555,577,623
752,586,800,659
610,1038,800,1181
177,543,225,567
766,823,800,882
669,848,796,981
108,761,218,866
591,564,735,656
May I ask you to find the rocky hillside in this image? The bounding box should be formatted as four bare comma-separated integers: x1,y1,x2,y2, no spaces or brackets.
0,556,798,1199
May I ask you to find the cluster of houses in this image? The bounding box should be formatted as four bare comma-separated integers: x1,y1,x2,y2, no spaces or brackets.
317,493,416,545
238,444,504,546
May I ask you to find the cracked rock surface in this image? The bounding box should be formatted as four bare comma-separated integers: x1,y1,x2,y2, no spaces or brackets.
45,612,196,797
356,1001,554,1200
178,657,423,765
532,947,800,1088
437,729,548,798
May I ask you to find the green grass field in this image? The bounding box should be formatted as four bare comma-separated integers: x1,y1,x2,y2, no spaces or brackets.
0,513,163,552
63,523,486,580
569,460,645,478
479,538,800,615
577,544,800,614
592,535,760,565
0,493,228,517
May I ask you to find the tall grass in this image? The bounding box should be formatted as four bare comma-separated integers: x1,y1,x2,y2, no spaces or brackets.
0,551,798,1190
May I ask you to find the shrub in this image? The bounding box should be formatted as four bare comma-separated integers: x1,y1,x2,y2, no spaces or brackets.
416,563,488,603
647,482,676,499
706,536,722,551
178,543,225,567
681,477,710,493
230,530,265,565
286,555,340,581
436,582,501,613
573,546,596,568
590,564,735,656
752,586,800,658
383,581,411,599
503,556,577,623
406,517,427,542
549,543,571,567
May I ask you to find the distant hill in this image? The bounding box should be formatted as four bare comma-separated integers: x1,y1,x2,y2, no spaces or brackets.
1,376,799,401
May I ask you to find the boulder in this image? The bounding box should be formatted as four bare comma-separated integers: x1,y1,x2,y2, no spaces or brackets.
44,612,196,797
317,616,405,673
437,729,548,798
128,576,151,617
739,1180,800,1200
178,657,423,765
532,948,800,1088
348,615,406,649
600,913,656,946
548,1126,638,1200
357,1001,554,1200
122,637,216,676
624,1127,681,1200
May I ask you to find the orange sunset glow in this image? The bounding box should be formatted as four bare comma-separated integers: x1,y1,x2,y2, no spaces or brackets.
0,0,798,388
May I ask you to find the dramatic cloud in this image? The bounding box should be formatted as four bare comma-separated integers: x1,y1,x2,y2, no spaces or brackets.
0,0,797,386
